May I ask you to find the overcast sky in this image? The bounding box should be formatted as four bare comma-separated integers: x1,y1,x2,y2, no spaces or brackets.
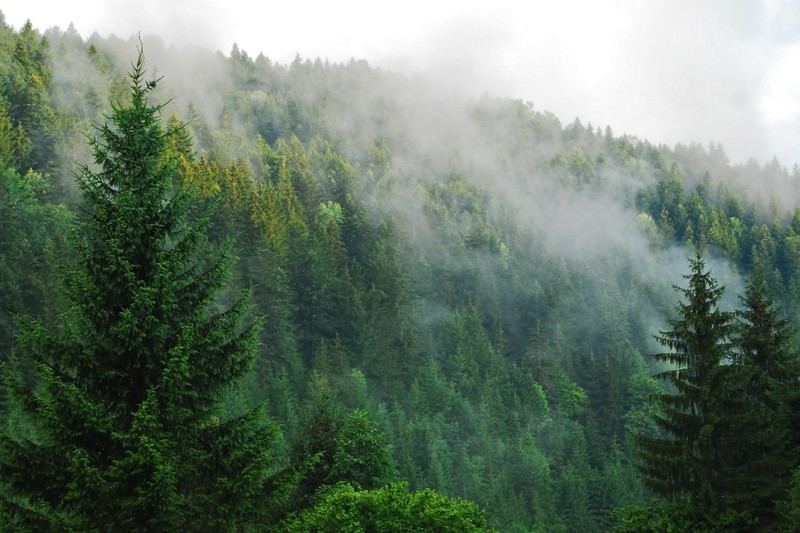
3,0,800,168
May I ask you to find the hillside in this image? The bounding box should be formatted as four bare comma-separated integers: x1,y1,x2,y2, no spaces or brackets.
1,17,799,531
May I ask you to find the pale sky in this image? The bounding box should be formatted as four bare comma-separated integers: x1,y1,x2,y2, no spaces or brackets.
3,0,800,168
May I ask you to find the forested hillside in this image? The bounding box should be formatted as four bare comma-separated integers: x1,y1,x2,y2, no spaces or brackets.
1,16,799,531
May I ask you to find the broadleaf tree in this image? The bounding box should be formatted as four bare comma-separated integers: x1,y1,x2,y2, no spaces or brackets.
0,48,284,531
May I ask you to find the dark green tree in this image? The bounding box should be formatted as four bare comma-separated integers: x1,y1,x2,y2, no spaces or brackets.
635,253,736,523
329,408,396,489
0,167,73,355
0,49,284,531
290,374,394,509
731,278,800,528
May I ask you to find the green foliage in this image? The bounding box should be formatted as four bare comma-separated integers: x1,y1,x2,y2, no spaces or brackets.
613,501,705,533
0,166,73,350
282,481,492,532
291,375,395,509
729,278,800,528
0,48,284,530
635,256,800,530
6,18,800,532
636,252,735,517
330,409,396,487
784,468,800,531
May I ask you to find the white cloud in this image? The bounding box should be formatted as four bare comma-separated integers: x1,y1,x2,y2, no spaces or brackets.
761,44,800,122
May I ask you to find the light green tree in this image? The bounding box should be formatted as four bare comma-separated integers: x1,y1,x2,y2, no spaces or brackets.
282,481,492,532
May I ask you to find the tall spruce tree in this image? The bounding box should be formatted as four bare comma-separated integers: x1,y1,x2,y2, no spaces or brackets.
0,49,283,530
732,278,800,528
636,253,736,523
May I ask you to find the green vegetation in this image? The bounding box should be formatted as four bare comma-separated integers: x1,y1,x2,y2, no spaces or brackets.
633,256,799,530
0,49,284,531
0,16,798,530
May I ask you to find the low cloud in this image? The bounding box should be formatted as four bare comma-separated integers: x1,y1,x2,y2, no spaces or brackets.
6,1,800,167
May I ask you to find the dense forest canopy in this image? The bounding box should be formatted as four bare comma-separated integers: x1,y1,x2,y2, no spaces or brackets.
0,14,799,531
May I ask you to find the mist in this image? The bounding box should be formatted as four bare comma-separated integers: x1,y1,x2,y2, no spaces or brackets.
30,11,758,326
14,12,771,449
7,12,796,531
4,1,800,170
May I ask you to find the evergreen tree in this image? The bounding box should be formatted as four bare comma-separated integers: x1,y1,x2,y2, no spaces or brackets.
0,49,284,530
635,253,736,523
732,278,800,528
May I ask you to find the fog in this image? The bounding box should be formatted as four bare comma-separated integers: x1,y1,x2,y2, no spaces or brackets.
4,1,800,169
3,10,790,530
3,3,770,324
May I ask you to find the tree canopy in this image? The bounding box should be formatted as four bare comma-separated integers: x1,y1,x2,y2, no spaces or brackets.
0,18,799,531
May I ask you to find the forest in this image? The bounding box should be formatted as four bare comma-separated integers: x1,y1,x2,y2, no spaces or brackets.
0,14,799,531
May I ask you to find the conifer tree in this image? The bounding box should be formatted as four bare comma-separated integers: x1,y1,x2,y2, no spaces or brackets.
636,253,735,522
732,278,800,528
0,49,283,531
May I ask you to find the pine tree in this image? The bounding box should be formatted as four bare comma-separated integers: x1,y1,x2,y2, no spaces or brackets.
635,253,735,522
0,48,284,531
732,278,800,528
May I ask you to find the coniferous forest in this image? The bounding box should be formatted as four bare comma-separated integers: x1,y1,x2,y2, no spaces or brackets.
1,15,800,531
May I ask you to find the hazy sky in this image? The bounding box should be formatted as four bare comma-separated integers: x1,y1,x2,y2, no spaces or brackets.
3,0,800,168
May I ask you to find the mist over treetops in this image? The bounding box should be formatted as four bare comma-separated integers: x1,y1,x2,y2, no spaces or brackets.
1,14,800,531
